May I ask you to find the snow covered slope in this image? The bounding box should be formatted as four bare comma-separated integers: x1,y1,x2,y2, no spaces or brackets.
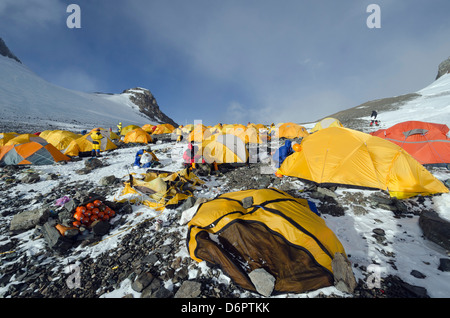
0,55,165,131
367,74,450,128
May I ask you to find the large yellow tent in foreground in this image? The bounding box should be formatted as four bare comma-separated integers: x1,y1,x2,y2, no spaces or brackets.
187,188,346,294
279,127,449,199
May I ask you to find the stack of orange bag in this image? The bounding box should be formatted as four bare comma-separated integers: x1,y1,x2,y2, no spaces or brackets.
72,199,116,228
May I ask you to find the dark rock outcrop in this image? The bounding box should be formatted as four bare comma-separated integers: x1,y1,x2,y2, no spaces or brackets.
436,56,450,80
123,88,178,127
0,38,21,63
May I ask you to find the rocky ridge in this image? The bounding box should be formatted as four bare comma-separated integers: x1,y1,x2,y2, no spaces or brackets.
436,56,450,80
123,88,178,127
0,38,21,64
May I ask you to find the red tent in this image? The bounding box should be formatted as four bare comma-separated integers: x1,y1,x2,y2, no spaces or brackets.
371,121,450,166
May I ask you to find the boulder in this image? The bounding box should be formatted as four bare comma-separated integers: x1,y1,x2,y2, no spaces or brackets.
132,272,154,293
331,252,357,294
42,221,74,254
10,207,49,233
99,175,117,186
418,210,450,251
174,280,202,298
248,268,275,297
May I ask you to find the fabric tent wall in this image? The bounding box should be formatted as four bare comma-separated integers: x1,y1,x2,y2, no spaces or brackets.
277,122,309,139
0,141,70,166
5,134,47,146
371,121,450,166
310,117,343,133
279,127,449,199
123,128,153,144
64,129,118,156
187,188,346,294
42,130,81,152
201,134,249,163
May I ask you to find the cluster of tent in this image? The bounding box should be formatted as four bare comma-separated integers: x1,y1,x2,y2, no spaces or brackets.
277,120,450,199
0,122,176,165
184,118,450,295
175,121,316,165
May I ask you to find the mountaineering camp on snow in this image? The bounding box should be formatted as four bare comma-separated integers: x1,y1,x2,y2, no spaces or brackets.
1,113,450,299
1,44,450,299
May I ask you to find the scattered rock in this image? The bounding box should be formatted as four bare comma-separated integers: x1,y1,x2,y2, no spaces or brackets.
90,220,111,236
85,158,103,169
352,205,368,216
241,196,254,209
317,187,338,199
99,175,117,186
373,228,385,236
10,207,49,233
418,210,450,251
174,280,202,298
438,258,450,272
410,270,426,279
248,268,276,297
41,221,74,254
177,196,196,212
132,272,154,293
331,252,357,294
21,173,40,184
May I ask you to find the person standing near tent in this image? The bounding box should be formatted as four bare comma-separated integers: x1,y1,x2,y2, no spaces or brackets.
370,110,378,126
176,125,184,142
183,142,205,169
91,128,104,157
273,140,295,168
117,122,122,135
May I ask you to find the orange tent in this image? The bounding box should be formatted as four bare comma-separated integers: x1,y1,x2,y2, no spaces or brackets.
0,141,70,166
371,121,450,166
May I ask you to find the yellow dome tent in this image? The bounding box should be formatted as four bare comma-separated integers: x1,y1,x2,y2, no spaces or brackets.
123,128,153,144
224,125,262,144
38,130,53,139
5,134,47,146
120,124,141,136
141,124,156,133
200,134,249,164
0,132,18,146
152,123,175,135
310,117,343,133
279,127,449,199
64,128,118,157
187,188,347,294
188,125,212,142
41,130,81,152
181,124,195,134
277,122,309,139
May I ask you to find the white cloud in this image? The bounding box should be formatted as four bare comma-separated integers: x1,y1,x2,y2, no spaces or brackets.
0,0,66,29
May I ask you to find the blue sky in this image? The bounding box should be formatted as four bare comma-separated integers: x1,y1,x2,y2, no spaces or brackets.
1,0,450,126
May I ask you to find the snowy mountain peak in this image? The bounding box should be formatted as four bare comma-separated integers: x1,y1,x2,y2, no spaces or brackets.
0,40,177,133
